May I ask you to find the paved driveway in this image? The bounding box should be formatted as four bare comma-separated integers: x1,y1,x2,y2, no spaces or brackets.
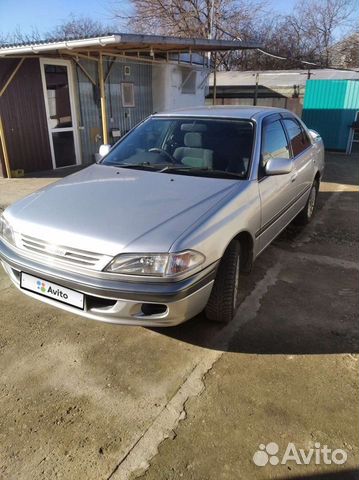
0,153,358,480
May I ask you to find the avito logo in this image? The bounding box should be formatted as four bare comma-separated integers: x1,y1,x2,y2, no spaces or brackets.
36,280,46,293
37,280,69,300
253,442,348,467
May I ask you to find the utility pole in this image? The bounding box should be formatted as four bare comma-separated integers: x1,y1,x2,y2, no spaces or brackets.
253,73,259,106
212,53,217,105
209,0,217,105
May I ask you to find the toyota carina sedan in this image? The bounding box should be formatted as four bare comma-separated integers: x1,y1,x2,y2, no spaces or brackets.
0,107,324,326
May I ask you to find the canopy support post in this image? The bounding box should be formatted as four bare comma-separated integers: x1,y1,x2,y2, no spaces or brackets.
98,52,109,145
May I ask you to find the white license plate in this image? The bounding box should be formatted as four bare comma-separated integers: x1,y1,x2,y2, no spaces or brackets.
20,272,84,310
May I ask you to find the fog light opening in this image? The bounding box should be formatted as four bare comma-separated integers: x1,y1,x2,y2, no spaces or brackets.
141,303,168,316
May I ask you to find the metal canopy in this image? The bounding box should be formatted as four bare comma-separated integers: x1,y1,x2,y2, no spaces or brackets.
0,33,262,178
0,33,261,57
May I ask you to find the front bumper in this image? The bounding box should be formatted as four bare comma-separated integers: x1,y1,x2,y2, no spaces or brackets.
0,239,216,326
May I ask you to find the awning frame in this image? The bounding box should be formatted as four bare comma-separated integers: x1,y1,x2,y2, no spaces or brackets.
0,33,262,177
0,33,261,58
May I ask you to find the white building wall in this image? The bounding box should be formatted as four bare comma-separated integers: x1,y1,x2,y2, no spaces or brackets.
152,63,208,113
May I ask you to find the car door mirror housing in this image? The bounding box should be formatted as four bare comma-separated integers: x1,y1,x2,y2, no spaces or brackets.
265,157,293,176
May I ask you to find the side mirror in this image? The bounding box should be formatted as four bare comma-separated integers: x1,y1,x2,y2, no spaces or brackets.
309,129,321,142
265,157,293,176
99,144,111,158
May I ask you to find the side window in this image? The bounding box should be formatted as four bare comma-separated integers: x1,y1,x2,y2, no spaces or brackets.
181,69,196,94
260,120,290,177
300,122,312,150
283,118,311,156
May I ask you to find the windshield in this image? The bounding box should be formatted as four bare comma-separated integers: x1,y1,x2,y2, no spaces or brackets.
101,117,254,179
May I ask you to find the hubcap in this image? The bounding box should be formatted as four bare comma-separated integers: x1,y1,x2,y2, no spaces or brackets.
233,256,240,309
307,186,317,218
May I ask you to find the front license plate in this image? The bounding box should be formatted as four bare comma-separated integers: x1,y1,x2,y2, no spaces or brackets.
20,272,84,310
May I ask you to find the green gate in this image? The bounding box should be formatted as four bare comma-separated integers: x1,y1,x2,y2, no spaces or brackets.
302,80,359,152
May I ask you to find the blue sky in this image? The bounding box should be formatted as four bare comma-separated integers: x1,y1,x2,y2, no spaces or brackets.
0,0,127,36
0,0,299,36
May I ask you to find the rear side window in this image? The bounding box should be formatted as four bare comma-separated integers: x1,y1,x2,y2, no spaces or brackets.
282,118,311,156
260,120,290,177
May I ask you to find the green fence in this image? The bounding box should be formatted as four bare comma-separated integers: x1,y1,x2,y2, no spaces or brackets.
302,80,359,151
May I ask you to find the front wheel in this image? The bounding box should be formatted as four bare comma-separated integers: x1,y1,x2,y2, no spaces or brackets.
205,240,241,324
294,179,319,226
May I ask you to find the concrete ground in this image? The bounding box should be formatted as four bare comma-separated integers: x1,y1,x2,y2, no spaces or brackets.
0,152,358,480
0,165,83,209
0,178,57,210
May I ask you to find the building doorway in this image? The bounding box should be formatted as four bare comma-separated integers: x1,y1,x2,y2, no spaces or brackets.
40,58,81,169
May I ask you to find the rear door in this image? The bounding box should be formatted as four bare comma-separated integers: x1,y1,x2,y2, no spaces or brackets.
257,115,296,252
281,115,315,207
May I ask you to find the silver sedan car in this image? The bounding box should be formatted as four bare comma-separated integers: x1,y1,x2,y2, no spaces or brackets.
0,107,324,326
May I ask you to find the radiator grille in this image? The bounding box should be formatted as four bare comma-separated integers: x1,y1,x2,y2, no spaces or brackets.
19,234,109,270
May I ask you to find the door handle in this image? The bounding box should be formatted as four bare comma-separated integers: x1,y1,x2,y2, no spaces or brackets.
291,172,298,182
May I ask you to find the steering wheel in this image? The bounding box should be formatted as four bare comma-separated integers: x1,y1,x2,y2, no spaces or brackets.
148,148,177,164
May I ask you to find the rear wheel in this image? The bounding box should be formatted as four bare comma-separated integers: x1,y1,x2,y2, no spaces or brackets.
205,240,241,324
294,179,319,226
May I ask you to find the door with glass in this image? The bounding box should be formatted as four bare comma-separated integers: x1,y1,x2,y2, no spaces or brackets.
40,59,80,169
257,115,295,253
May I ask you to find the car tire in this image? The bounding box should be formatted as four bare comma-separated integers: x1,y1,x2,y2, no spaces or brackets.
205,240,241,324
294,179,319,226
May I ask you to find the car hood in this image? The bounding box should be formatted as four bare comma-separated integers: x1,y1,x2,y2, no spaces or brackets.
6,164,242,256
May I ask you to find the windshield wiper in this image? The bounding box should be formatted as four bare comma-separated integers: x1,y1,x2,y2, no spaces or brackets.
112,163,161,171
160,166,245,179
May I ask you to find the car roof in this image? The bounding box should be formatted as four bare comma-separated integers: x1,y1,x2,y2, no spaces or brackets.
153,105,290,120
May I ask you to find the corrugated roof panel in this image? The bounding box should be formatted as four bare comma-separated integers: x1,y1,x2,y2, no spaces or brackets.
210,70,359,88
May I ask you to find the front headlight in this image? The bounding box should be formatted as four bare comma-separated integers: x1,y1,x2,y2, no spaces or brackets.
105,250,205,277
0,214,15,245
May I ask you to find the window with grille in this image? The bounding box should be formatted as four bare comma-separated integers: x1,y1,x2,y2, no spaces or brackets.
181,69,196,94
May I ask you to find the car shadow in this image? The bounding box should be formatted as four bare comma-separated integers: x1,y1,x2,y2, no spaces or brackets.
275,469,359,480
151,188,359,356
151,280,359,356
